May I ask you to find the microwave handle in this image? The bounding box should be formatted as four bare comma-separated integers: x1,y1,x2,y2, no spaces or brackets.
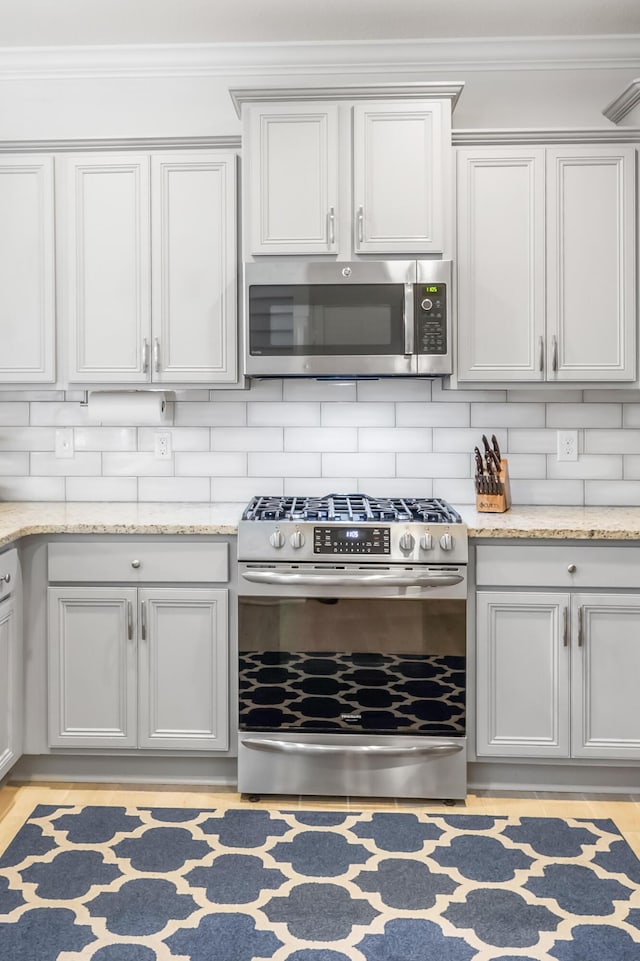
404,283,415,355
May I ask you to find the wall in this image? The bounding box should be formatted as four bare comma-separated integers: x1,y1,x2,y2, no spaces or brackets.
1,38,639,507
1,379,640,506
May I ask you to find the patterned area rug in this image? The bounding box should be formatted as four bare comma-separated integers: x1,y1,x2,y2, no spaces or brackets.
1,805,640,960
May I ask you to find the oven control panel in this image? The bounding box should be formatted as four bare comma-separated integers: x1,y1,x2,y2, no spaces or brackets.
313,525,391,555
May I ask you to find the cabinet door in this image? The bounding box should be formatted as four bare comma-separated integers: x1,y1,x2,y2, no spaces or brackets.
0,596,21,779
546,146,636,381
0,156,55,383
456,147,546,382
48,587,138,747
137,588,228,750
353,102,446,253
151,152,237,383
571,593,640,759
476,592,570,757
62,154,151,383
245,103,339,254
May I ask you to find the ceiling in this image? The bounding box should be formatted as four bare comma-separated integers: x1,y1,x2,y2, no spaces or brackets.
2,0,640,48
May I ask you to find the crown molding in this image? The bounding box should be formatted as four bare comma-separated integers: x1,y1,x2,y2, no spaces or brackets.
0,135,241,153
602,78,640,123
1,36,639,81
452,127,640,145
229,82,465,117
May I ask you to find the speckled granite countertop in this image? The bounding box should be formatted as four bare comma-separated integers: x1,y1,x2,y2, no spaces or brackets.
1,502,640,549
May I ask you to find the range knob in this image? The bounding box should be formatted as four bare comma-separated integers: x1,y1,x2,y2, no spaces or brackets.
440,532,453,551
269,529,285,549
399,531,415,552
290,530,305,549
420,532,434,551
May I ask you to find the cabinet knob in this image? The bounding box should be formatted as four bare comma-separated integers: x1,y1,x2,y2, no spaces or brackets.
567,564,576,573
131,559,141,569
1,573,10,583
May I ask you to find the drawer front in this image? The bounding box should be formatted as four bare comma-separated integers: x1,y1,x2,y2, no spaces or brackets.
476,544,640,589
48,540,228,584
0,548,18,601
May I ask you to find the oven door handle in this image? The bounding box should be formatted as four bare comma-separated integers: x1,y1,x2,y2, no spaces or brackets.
241,571,464,588
242,738,464,758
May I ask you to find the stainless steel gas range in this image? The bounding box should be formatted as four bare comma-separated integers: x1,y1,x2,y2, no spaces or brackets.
237,494,468,801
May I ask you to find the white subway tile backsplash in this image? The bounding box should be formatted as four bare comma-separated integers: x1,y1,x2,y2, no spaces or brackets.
585,480,640,506
321,403,394,427
584,429,640,454
623,456,640,480
0,428,56,451
359,428,432,452
503,453,547,479
30,401,90,426
283,380,357,402
547,454,622,480
432,478,475,503
249,452,321,477
0,452,29,475
249,402,320,427
74,427,137,452
396,452,469,478
507,388,583,403
284,477,357,496
356,379,431,402
0,477,66,500
213,427,283,451
322,452,395,477
175,452,247,476
0,403,29,426
396,402,469,428
623,404,640,428
66,477,138,502
508,429,557,454
432,381,506,403
174,402,247,427
472,402,546,429
509,479,585,505
231,380,283,401
102,452,174,477
138,427,210,451
363,477,433,497
31,452,103,476
211,476,283,501
546,402,622,429
138,477,210,502
284,427,358,452
433,428,507,454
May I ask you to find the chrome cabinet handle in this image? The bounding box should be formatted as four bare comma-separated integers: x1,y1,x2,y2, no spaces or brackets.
242,571,463,588
357,205,364,244
552,334,558,372
538,336,544,372
141,600,146,641
577,605,584,647
328,206,335,246
562,606,569,647
142,338,150,373
131,559,141,569
127,600,133,640
242,738,464,758
153,337,160,373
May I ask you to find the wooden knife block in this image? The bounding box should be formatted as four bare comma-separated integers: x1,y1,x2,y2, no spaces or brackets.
475,459,512,513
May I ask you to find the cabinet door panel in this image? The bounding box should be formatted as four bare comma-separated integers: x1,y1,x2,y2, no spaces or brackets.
138,589,228,750
47,587,138,747
353,102,445,253
476,592,570,757
572,593,640,759
0,156,55,383
0,596,20,779
457,148,546,382
246,104,339,254
152,153,237,382
547,146,636,381
63,154,151,382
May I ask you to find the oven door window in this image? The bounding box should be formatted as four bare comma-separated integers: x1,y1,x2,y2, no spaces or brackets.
238,595,465,736
248,283,406,356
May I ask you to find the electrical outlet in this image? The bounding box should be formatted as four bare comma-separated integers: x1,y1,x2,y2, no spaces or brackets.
557,429,578,462
55,428,74,459
154,432,172,460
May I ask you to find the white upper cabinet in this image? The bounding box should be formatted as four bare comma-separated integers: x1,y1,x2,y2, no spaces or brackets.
61,150,237,385
243,98,451,257
456,144,636,383
0,155,56,383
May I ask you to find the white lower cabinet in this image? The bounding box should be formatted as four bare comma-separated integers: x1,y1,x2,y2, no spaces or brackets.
0,549,22,779
476,547,640,762
48,583,228,752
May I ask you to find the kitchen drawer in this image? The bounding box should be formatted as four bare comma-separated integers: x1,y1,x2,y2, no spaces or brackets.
48,540,228,584
476,544,640,590
0,548,18,601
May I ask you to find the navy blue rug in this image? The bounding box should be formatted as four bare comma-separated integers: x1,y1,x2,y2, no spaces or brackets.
1,804,640,960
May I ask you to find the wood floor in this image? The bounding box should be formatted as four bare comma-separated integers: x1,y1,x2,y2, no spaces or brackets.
2,781,640,860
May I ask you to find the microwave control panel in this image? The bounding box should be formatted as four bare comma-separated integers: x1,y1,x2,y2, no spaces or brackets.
415,283,447,355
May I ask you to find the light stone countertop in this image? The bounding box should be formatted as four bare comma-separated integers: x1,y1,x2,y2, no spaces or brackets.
1,502,640,549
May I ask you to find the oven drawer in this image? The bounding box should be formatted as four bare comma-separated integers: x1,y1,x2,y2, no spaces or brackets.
48,540,228,583
476,544,640,589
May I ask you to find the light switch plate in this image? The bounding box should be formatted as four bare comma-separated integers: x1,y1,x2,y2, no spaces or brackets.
55,428,74,459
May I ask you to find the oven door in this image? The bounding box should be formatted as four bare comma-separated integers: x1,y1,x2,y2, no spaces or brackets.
244,260,417,377
238,562,467,739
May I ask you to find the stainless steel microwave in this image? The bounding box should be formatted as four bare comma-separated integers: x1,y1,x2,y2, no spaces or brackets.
243,259,452,378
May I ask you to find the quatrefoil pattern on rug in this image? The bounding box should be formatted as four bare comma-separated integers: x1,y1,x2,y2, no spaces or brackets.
1,805,640,960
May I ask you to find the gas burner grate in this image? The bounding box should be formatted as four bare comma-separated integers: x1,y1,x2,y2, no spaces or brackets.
242,494,462,525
